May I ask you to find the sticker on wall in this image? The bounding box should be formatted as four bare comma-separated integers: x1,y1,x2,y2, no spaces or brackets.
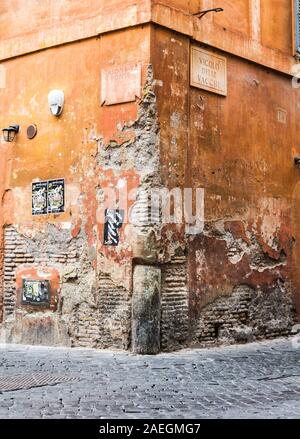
104,209,124,246
22,279,50,306
32,179,65,215
32,181,48,216
48,179,65,214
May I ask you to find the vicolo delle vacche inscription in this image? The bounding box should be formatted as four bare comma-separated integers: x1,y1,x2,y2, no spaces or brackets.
191,46,227,96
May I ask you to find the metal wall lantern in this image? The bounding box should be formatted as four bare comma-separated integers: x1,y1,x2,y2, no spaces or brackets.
2,125,20,142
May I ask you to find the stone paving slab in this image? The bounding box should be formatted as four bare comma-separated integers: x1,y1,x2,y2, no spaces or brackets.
0,337,299,419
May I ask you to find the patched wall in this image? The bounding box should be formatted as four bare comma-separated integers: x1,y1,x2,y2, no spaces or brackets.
161,256,189,351
191,283,295,347
152,25,299,351
1,2,300,353
0,24,155,349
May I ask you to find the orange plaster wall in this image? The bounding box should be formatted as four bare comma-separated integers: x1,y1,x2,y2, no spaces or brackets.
260,0,293,54
0,25,151,300
152,26,300,320
211,0,251,37
0,0,299,335
0,0,142,41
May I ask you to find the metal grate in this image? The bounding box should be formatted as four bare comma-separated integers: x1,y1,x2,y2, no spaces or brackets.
0,373,77,392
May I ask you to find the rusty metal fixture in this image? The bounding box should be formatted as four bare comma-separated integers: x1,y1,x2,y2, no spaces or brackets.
193,8,223,20
27,124,37,139
2,125,19,142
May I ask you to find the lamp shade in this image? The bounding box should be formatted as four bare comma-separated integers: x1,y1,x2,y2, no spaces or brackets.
2,125,20,142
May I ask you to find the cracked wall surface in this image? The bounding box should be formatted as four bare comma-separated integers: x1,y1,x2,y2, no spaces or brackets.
152,25,300,351
1,4,300,352
192,283,295,347
0,26,157,349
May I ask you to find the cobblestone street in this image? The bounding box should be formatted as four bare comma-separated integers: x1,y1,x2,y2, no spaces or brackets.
0,338,299,419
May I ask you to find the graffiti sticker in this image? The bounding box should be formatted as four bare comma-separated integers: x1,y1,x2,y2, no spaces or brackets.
104,209,124,246
32,181,48,215
32,179,65,215
47,179,65,214
22,279,50,305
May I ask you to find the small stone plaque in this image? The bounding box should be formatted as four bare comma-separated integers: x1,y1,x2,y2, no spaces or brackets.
191,46,227,96
101,63,142,106
22,279,50,306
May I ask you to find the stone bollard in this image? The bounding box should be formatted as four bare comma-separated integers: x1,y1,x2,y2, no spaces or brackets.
132,265,161,354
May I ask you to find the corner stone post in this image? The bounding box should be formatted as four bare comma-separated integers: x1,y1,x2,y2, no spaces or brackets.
132,265,161,354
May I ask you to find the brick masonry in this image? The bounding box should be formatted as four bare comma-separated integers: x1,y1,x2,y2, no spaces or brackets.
4,226,36,318
161,256,189,351
191,283,296,348
0,224,297,351
1,225,133,349
97,273,131,350
0,68,298,353
0,230,4,324
1,226,74,342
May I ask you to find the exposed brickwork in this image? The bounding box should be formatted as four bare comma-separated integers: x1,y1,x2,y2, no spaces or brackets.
161,256,189,351
0,67,160,351
3,227,35,318
192,283,296,347
97,273,131,350
0,37,298,355
3,226,81,317
68,302,99,348
1,223,297,351
2,225,133,349
0,229,3,324
2,226,80,340
62,274,131,349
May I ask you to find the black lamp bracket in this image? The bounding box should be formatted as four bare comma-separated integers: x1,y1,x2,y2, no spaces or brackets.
10,125,20,133
193,8,223,19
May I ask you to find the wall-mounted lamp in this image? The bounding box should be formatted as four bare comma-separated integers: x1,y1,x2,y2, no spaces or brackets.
193,8,223,19
48,90,64,116
2,125,20,142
